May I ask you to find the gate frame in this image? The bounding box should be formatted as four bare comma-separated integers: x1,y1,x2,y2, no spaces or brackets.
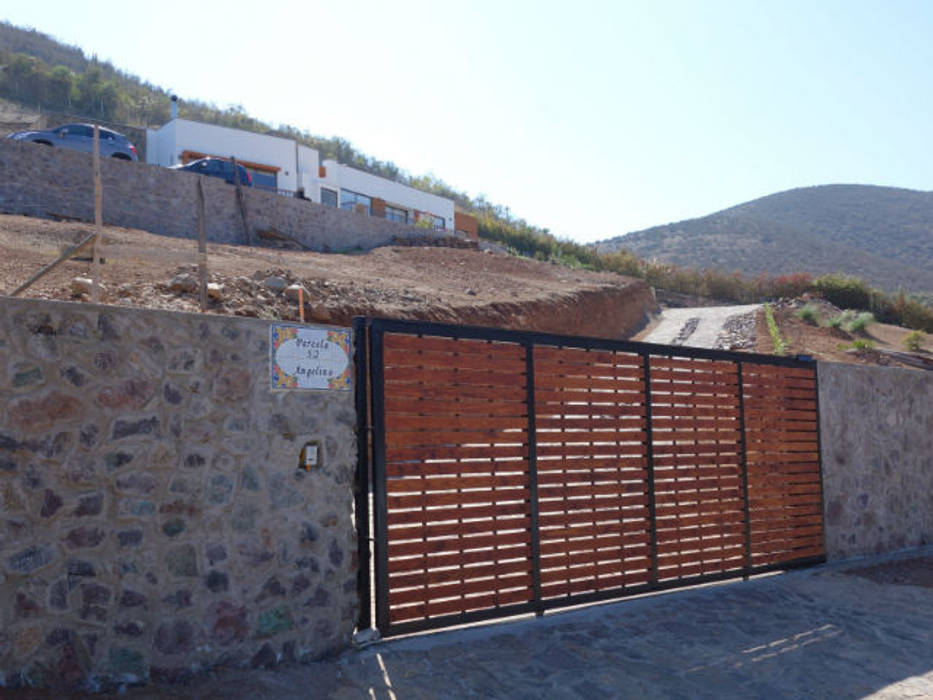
354,316,826,637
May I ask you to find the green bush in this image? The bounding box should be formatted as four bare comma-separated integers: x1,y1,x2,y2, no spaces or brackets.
795,303,820,325
849,339,875,350
825,311,852,329
904,330,927,352
812,274,872,310
764,305,788,355
845,311,874,335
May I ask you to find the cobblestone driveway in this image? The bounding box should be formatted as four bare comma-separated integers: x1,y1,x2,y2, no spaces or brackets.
10,548,933,699
105,547,933,700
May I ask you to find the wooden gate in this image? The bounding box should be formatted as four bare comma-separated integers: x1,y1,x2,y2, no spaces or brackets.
354,318,824,637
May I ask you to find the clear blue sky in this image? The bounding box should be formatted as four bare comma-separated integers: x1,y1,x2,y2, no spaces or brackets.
4,1,933,242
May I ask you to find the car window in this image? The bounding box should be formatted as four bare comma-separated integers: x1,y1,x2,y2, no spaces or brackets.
68,125,93,138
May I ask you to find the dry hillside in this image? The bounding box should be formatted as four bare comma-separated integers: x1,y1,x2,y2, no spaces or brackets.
0,214,656,339
600,184,933,294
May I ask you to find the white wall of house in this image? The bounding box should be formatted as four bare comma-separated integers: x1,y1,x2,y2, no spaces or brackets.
146,119,301,191
319,160,454,230
145,119,454,229
297,144,320,199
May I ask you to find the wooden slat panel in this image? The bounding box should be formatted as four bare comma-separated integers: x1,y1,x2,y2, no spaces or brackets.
533,346,642,366
384,332,525,356
389,558,531,588
388,545,533,573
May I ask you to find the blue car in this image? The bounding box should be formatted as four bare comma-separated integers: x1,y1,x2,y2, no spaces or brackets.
7,123,138,160
171,157,253,187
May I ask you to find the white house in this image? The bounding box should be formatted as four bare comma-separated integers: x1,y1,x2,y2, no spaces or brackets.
146,118,455,231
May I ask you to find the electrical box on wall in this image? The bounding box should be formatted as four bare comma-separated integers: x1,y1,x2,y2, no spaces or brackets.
299,440,321,471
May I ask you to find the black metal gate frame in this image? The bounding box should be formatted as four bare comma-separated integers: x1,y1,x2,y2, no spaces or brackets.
353,317,826,637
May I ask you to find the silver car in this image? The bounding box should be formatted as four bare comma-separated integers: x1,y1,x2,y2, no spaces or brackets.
7,123,138,160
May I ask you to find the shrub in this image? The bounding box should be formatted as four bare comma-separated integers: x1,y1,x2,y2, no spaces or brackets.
825,311,852,329
764,305,788,355
795,303,820,325
904,330,927,352
849,339,875,351
845,312,874,335
812,274,872,310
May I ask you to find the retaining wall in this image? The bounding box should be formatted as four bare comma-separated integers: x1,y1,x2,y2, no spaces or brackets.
0,139,453,252
819,362,933,559
0,297,358,690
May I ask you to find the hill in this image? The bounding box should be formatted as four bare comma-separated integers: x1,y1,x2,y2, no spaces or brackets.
599,184,933,294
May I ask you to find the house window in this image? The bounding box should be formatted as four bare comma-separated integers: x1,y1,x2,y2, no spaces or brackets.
340,189,371,215
430,214,445,231
247,168,277,191
385,205,408,224
321,188,338,207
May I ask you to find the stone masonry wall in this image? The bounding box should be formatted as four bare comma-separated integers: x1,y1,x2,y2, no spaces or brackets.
0,138,453,251
819,362,933,560
0,297,359,690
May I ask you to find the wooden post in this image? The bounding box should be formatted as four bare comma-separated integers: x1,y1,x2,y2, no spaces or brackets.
231,156,251,246
197,179,208,311
9,233,96,297
91,125,103,303
299,286,305,323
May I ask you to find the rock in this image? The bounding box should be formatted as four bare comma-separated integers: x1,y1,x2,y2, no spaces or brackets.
118,590,147,608
211,602,248,646
71,277,94,296
207,282,224,301
256,605,294,638
154,620,195,655
205,570,229,593
117,530,143,547
166,545,198,578
40,489,63,518
8,545,55,574
263,276,288,294
74,492,104,517
169,273,198,294
251,642,277,669
65,527,105,549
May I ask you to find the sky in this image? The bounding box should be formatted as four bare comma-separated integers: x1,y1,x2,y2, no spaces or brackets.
4,1,933,243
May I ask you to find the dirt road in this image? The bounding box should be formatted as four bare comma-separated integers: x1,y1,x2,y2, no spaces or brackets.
639,303,761,349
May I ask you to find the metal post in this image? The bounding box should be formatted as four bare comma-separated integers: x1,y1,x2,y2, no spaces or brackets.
369,324,390,634
812,361,827,561
642,353,659,584
736,363,752,578
353,318,372,631
525,343,543,615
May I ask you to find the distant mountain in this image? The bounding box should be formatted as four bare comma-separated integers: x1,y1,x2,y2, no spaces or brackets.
599,185,933,293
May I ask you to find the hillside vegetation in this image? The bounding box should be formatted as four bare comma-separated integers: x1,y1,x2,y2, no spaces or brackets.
599,184,933,294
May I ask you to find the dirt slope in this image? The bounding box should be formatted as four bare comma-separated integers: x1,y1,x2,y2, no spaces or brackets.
0,214,656,339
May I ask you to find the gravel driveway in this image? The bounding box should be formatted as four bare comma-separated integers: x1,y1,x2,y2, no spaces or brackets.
641,304,761,349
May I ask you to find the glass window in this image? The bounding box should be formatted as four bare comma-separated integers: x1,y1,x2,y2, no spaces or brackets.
247,168,276,191
320,188,338,207
385,205,408,224
340,189,372,215
63,125,93,138
431,214,445,231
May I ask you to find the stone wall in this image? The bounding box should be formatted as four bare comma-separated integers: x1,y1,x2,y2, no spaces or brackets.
0,138,455,251
0,297,359,690
819,362,933,559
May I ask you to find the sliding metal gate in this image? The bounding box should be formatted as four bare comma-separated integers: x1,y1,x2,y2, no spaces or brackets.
354,317,825,637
